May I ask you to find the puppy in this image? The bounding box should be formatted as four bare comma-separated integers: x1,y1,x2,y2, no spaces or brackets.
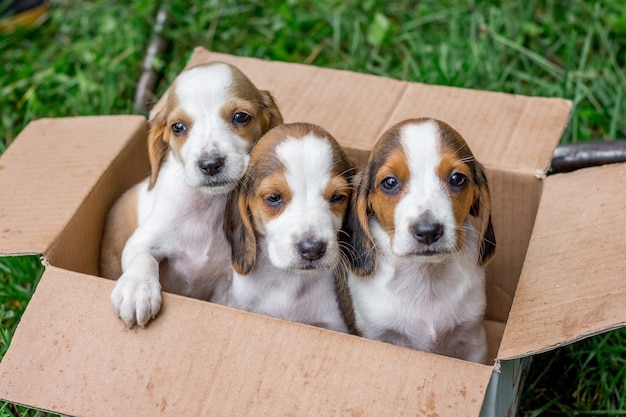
224,123,356,333
338,118,495,363
101,62,283,327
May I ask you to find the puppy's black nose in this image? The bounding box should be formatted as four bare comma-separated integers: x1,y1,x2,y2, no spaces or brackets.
297,239,327,261
412,222,444,245
198,156,225,176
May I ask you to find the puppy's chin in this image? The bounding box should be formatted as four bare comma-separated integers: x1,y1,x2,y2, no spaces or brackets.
197,180,238,196
183,174,239,195
405,250,452,264
269,251,339,273
392,245,454,263
288,260,336,273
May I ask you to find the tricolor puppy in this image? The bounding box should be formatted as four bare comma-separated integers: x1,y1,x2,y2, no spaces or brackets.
224,123,355,333
100,61,283,327
338,118,495,363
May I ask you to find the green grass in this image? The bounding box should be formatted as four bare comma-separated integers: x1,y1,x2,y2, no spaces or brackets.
519,331,626,416
1,0,625,415
0,403,49,417
0,256,43,359
0,256,45,417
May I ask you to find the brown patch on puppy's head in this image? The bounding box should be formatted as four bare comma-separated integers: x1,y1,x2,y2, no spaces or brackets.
344,124,405,277
434,120,495,265
146,62,284,190
345,118,496,275
224,123,356,274
222,64,283,148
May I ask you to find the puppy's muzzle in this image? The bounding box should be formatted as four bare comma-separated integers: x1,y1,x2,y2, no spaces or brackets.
198,154,225,177
412,221,444,245
297,238,327,261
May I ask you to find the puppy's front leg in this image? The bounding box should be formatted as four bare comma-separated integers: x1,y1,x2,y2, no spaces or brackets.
110,231,162,328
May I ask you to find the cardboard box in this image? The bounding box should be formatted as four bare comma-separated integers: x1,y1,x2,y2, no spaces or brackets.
1,47,624,416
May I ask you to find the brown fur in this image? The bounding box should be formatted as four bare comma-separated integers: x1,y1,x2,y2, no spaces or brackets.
250,175,292,222
437,143,476,252
334,267,361,336
435,119,495,265
147,91,182,189
470,160,495,265
368,147,410,244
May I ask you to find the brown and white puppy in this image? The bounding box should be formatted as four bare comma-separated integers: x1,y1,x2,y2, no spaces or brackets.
338,118,495,363
100,62,283,327
224,123,356,333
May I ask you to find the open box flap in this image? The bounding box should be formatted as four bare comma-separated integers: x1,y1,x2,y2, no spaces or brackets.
498,163,626,360
182,47,572,173
0,116,147,259
0,266,492,416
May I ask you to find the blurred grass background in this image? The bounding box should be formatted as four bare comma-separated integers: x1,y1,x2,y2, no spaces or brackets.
1,0,625,415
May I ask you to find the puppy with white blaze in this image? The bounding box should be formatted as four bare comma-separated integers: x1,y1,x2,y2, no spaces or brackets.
224,123,356,333
337,118,496,363
100,62,283,327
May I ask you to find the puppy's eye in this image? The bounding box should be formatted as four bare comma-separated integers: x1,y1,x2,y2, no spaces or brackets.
380,176,401,194
232,112,251,126
171,122,187,136
329,193,346,205
264,193,284,208
448,172,467,189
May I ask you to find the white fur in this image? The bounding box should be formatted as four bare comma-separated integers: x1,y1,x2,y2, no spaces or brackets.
175,65,251,194
348,120,488,363
230,239,347,333
111,63,255,327
264,135,343,270
392,122,458,258
229,134,348,333
349,222,487,362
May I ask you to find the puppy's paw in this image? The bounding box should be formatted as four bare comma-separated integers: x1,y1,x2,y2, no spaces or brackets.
111,274,162,328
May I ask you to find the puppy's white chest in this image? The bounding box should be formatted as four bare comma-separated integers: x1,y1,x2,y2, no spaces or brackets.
152,191,231,299
161,218,226,275
351,273,437,347
231,268,347,332
349,259,483,351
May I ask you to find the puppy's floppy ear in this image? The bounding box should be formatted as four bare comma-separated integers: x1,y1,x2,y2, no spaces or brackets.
343,171,377,277
223,183,257,275
259,90,284,131
334,267,362,336
147,112,168,190
470,161,496,266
